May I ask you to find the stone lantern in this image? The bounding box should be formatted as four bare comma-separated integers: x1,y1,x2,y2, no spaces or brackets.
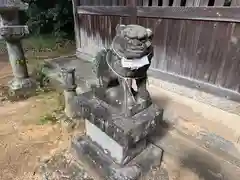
0,0,35,95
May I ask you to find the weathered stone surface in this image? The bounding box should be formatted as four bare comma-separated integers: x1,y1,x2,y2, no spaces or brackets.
6,40,28,78
72,136,164,180
61,67,77,118
0,25,29,40
64,90,77,118
8,77,36,93
92,86,152,117
0,0,28,10
85,120,147,165
60,67,77,91
72,91,163,147
0,0,34,95
92,25,154,117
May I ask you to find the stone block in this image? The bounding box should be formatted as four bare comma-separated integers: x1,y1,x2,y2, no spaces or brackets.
72,136,164,180
92,86,152,117
7,77,36,98
85,120,147,165
72,91,163,147
0,25,29,40
0,0,28,10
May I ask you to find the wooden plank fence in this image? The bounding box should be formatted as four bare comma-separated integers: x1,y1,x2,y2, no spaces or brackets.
73,0,240,102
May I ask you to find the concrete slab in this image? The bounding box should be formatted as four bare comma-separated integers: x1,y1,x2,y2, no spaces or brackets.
152,128,240,180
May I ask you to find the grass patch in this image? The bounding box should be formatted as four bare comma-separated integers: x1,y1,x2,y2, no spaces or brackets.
38,106,64,125
23,35,60,51
0,40,6,53
0,34,75,55
22,35,75,53
24,35,75,70
39,113,58,125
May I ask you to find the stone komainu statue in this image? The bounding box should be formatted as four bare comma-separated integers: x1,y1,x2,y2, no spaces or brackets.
92,24,154,116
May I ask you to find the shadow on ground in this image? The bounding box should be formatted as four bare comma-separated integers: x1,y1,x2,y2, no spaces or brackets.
180,150,228,180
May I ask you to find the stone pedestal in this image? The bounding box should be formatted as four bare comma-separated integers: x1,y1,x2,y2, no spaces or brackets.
5,39,35,95
0,1,36,95
71,89,164,180
61,68,77,118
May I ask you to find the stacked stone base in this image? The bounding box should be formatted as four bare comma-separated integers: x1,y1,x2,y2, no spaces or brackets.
71,90,164,179
72,136,163,180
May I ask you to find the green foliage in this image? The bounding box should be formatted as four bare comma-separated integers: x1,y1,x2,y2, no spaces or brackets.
39,113,58,125
23,35,60,51
32,63,50,88
21,0,74,39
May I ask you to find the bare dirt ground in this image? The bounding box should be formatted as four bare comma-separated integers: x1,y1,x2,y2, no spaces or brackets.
0,52,76,180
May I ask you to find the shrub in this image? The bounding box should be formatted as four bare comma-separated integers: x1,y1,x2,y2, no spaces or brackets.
21,0,74,39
